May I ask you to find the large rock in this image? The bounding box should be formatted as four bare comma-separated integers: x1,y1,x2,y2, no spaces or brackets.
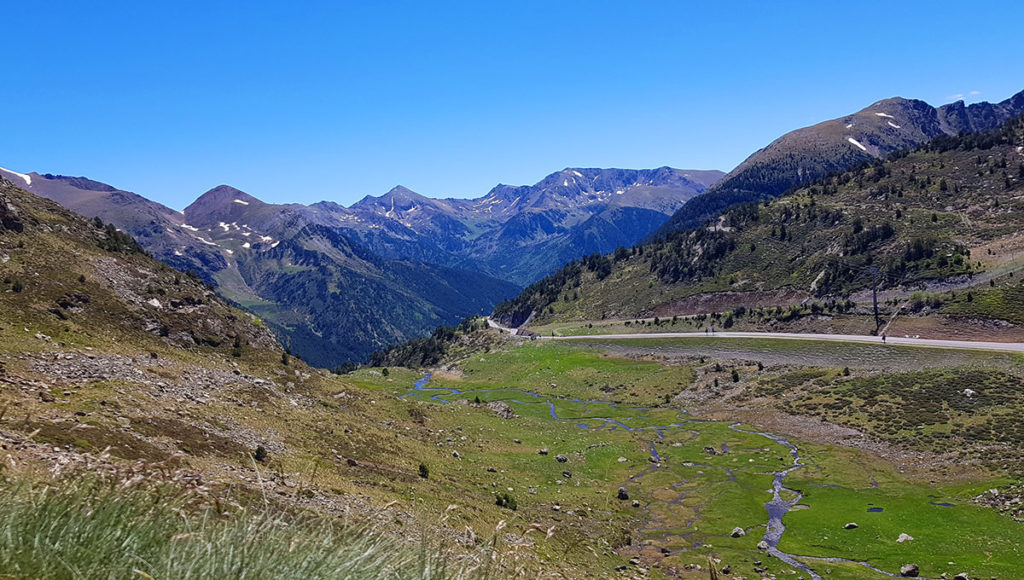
731,527,746,538
843,522,858,529
617,487,629,500
485,400,517,419
0,192,26,232
897,533,914,543
899,563,919,577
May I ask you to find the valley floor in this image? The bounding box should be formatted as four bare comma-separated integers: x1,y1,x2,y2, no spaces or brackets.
2,326,1023,578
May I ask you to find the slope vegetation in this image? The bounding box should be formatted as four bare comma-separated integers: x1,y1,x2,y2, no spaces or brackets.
654,89,1024,236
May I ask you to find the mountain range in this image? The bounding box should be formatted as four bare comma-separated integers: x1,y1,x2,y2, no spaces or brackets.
0,165,720,365
496,102,1024,337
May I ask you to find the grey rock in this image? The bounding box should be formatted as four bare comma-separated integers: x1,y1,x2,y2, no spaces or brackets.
900,563,919,577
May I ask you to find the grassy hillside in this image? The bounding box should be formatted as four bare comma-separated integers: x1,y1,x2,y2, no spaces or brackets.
496,114,1024,335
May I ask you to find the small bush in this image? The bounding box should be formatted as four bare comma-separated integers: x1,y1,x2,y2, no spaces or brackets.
418,463,429,479
495,492,517,511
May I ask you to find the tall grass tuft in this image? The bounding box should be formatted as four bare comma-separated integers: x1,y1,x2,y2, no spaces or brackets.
0,476,482,579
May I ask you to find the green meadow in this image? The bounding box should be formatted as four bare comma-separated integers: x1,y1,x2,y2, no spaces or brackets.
349,340,1024,579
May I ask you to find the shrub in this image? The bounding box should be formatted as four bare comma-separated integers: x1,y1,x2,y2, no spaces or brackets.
495,492,517,511
418,463,429,479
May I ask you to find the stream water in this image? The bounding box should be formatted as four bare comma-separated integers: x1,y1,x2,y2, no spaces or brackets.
404,373,926,579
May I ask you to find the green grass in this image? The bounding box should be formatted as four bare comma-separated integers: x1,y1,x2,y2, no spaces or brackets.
567,336,1024,371
0,476,482,580
350,340,1024,578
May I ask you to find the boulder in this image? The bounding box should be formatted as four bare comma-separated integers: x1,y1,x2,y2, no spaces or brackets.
0,192,27,233
617,487,629,500
485,401,517,419
899,563,919,577
538,448,549,455
897,533,914,543
844,522,859,529
731,527,746,538
757,540,769,550
555,454,568,463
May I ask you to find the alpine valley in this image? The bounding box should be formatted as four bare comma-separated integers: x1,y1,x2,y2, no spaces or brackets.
0,166,722,366
4,88,1024,580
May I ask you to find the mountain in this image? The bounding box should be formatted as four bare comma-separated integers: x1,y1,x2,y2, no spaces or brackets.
0,172,519,366
0,175,280,357
495,112,1024,334
1,164,719,364
653,90,1024,237
333,167,723,284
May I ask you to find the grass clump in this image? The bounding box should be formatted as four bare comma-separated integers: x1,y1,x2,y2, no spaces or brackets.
0,476,475,579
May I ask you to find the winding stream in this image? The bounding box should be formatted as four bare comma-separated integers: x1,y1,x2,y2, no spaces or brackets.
405,373,925,579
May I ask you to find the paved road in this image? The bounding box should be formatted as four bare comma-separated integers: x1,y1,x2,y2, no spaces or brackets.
554,331,1024,353
487,319,1024,354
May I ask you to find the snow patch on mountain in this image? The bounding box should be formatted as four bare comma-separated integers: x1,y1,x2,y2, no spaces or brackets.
0,167,32,186
847,137,868,152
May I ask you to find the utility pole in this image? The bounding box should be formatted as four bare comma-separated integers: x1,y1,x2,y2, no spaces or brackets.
873,274,880,333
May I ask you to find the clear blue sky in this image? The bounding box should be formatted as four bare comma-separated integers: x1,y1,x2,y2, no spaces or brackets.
2,1,1022,209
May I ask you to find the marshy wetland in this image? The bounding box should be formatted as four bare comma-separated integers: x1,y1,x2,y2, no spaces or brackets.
352,339,1024,579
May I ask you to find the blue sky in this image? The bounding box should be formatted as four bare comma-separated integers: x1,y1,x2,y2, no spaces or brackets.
2,1,1022,209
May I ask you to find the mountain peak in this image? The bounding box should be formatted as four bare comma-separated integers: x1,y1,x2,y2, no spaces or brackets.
183,185,264,225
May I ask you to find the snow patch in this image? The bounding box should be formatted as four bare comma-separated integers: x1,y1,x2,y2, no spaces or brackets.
181,224,199,232
563,179,569,187
241,232,251,237
147,298,162,309
874,112,895,119
173,249,184,256
887,121,901,129
192,235,218,247
571,170,583,178
845,123,854,129
260,235,273,243
224,249,234,255
218,222,230,232
270,241,280,248
0,166,32,185
233,199,249,205
847,137,868,152
242,242,251,248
